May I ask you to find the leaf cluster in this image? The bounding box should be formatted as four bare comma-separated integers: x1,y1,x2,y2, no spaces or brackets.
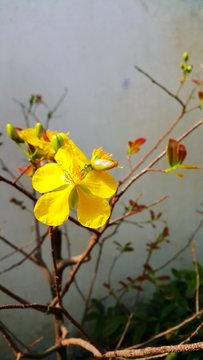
85,264,203,359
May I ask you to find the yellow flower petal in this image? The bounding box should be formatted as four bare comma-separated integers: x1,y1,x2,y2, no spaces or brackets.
81,170,117,198
18,128,57,147
34,186,73,226
32,163,66,193
55,143,89,172
76,186,111,228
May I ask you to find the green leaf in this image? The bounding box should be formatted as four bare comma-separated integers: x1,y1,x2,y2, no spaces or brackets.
165,353,177,360
104,314,126,338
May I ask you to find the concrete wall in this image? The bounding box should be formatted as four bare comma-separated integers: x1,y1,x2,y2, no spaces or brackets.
1,1,203,358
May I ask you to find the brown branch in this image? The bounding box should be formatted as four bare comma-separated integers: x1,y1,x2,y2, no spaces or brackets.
117,118,203,200
0,175,95,231
119,72,199,190
128,310,203,350
13,98,40,126
0,321,21,356
0,231,48,275
101,342,203,358
0,235,38,266
154,219,203,273
17,344,61,359
49,226,62,306
181,320,203,345
50,232,101,307
61,337,102,357
0,302,94,344
116,312,134,351
80,241,105,327
0,158,22,182
11,336,101,360
109,195,168,226
135,66,185,108
0,285,29,304
0,175,36,201
57,253,90,273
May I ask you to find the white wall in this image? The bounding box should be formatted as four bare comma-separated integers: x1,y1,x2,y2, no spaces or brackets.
1,1,203,357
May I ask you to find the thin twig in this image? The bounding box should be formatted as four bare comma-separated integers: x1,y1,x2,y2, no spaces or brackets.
0,320,21,356
44,88,68,129
128,310,203,350
154,219,203,273
181,320,203,345
0,285,29,304
135,66,185,108
0,175,36,201
117,118,203,200
0,231,48,275
110,195,168,226
50,232,101,307
192,239,200,314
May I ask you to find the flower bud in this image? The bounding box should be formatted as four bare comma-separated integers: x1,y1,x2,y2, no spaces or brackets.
182,52,189,62
180,63,186,70
91,158,118,171
35,122,44,138
6,124,22,143
186,65,193,73
51,134,64,152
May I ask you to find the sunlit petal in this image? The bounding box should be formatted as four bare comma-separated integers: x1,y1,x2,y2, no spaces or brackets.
34,186,73,226
32,163,66,193
18,128,40,146
55,143,89,172
81,170,117,198
77,186,111,228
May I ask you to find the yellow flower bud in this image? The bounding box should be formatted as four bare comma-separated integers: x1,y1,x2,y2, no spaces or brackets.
51,134,64,152
6,124,22,143
182,52,189,62
35,122,44,138
180,63,186,70
186,65,193,73
91,158,118,171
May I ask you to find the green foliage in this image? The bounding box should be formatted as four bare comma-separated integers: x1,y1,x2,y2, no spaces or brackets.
85,264,203,359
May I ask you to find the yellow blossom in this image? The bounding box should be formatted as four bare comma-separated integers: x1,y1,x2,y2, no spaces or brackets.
18,127,68,161
32,145,117,228
91,147,118,170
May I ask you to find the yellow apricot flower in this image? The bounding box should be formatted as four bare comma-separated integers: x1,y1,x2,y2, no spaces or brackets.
18,126,68,161
91,147,118,170
32,145,117,228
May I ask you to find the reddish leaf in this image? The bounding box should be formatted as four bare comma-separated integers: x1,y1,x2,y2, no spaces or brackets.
157,212,162,219
119,281,127,288
156,275,171,281
103,282,111,289
128,138,146,155
17,164,34,176
150,210,155,221
178,144,187,164
162,226,169,237
192,79,202,86
133,285,143,291
129,200,147,213
147,242,160,250
143,264,154,273
167,138,187,167
167,138,179,167
136,275,147,282
198,90,203,100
